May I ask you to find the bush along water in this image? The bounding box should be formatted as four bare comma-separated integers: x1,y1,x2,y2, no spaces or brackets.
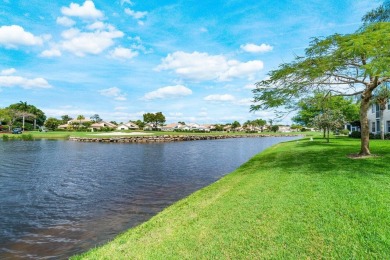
21,134,34,141
2,134,34,141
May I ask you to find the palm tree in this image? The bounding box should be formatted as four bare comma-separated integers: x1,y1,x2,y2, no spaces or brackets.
372,84,390,140
77,115,85,129
19,101,29,130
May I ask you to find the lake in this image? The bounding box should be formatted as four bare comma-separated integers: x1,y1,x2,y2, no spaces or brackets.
0,136,298,259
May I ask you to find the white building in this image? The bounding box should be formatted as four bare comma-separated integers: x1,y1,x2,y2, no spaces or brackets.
367,103,390,134
116,122,139,130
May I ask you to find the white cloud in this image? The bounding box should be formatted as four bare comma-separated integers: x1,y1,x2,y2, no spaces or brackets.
156,51,264,81
114,106,128,111
60,27,123,56
120,0,133,6
87,21,105,30
99,87,127,101
169,112,183,117
143,85,192,100
61,1,104,20
125,8,147,19
0,75,52,89
1,68,16,75
109,47,138,60
244,83,255,89
240,43,273,53
200,27,208,33
56,16,76,27
40,48,62,57
204,94,235,102
235,98,253,106
0,25,43,48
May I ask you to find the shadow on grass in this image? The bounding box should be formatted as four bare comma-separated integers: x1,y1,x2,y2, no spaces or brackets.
242,137,390,178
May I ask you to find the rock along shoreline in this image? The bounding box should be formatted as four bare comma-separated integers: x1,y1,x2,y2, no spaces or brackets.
68,134,302,143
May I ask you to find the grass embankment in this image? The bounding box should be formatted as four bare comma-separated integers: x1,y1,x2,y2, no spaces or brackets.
0,130,309,140
74,137,390,259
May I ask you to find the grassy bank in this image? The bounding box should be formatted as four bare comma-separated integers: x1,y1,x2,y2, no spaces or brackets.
0,130,310,140
74,137,390,259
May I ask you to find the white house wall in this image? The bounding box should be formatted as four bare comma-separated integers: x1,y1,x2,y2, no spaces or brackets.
367,103,390,134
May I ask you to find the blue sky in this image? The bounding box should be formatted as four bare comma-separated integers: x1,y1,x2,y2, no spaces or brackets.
0,0,380,124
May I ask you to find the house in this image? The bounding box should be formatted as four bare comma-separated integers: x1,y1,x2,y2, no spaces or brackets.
143,123,161,131
90,121,117,131
367,103,390,134
116,122,139,131
57,119,93,130
161,123,183,131
278,125,292,132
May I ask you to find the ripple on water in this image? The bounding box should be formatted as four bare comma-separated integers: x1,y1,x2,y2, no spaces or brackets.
0,137,300,259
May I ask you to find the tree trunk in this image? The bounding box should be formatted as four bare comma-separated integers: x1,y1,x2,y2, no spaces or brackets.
323,128,326,138
327,128,330,143
359,95,371,156
380,109,385,140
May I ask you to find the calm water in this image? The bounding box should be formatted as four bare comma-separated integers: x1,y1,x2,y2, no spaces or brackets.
0,137,298,259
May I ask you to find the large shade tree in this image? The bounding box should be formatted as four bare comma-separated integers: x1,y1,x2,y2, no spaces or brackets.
251,21,390,156
143,112,166,130
6,101,46,130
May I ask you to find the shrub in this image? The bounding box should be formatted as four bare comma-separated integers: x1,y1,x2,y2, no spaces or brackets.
2,134,9,141
349,131,361,138
21,134,34,141
340,129,350,135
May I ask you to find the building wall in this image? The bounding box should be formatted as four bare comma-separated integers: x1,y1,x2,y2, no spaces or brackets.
367,103,390,134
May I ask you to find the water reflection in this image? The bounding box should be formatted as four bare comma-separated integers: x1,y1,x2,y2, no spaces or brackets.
0,137,298,259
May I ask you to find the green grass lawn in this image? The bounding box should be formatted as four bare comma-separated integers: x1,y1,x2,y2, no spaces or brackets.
73,137,390,259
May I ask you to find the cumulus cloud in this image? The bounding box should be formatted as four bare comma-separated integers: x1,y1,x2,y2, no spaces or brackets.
0,75,52,89
0,25,43,48
244,83,255,89
143,85,192,100
109,47,138,60
204,94,235,102
120,0,133,6
125,7,147,25
86,21,106,30
125,8,147,19
40,48,62,57
60,27,123,56
99,87,127,101
235,98,253,106
61,1,104,20
240,43,273,53
56,16,76,27
1,68,16,75
156,51,264,81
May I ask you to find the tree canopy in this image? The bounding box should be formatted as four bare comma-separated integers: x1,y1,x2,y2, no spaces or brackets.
362,0,390,25
143,112,166,130
6,101,46,126
252,21,390,155
292,92,359,127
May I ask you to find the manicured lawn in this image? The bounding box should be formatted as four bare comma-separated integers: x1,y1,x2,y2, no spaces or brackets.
73,137,390,259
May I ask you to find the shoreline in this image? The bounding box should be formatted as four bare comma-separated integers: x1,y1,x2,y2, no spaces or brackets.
68,134,303,143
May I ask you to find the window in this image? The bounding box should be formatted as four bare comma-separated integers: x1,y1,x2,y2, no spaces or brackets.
372,122,376,133
387,121,390,133
376,104,380,118
377,120,380,133
372,104,375,113
388,100,390,110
